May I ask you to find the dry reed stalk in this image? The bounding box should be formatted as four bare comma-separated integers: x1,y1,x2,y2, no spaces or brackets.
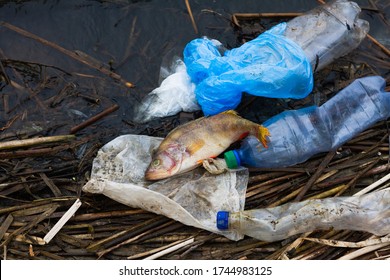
72,209,148,222
295,150,336,201
338,242,390,260
304,234,390,248
70,104,119,134
0,146,68,159
185,0,198,34
232,13,301,27
128,237,194,259
39,173,62,197
247,172,302,191
44,199,82,244
0,21,133,87
1,205,59,247
3,233,45,245
0,135,75,150
86,216,169,252
143,237,195,260
96,220,179,258
292,231,354,260
0,215,14,241
354,172,390,196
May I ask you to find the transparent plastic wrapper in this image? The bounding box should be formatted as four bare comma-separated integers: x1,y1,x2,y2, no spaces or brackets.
285,0,369,71
82,134,248,241
134,59,199,123
217,189,390,242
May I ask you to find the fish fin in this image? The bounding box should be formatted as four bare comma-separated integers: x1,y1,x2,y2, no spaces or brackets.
186,139,205,155
165,116,206,137
221,110,239,116
196,155,217,164
239,132,249,140
258,125,270,148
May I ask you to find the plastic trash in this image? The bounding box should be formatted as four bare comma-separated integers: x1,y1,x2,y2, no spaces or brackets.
134,0,368,121
217,189,390,242
184,22,313,116
223,76,390,169
184,0,368,116
82,134,248,241
134,59,199,123
285,0,369,72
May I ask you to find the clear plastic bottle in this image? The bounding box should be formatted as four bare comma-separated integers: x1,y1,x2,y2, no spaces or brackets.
223,76,390,169
285,0,369,71
216,189,390,242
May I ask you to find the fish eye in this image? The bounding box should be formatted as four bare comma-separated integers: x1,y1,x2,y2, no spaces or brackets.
152,159,160,167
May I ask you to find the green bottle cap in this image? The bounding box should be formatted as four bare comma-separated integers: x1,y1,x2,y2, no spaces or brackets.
224,150,239,169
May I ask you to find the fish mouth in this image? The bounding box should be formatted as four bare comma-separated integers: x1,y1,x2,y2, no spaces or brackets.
144,169,171,181
145,150,181,181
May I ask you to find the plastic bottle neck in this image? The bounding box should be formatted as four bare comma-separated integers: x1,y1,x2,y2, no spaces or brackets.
217,211,241,231
224,150,241,169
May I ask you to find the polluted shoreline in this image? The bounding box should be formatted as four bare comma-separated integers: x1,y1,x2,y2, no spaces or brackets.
1,0,390,260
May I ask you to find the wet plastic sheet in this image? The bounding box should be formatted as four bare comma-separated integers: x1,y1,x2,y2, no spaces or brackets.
82,134,248,241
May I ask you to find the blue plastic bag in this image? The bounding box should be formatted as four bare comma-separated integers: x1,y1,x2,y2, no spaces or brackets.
183,23,314,116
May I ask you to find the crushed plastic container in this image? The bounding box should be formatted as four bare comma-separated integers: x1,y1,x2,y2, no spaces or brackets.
217,189,390,242
223,76,390,169
184,0,369,116
285,0,369,71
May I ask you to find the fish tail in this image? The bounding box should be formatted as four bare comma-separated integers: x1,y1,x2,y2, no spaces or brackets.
258,125,270,148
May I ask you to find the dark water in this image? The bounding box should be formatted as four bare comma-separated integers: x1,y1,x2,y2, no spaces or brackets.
0,1,319,90
0,0,389,140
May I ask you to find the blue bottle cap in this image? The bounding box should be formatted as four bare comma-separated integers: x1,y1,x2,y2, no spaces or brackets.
216,211,229,230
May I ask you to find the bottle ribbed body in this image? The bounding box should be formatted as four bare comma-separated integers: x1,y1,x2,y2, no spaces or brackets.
231,76,390,168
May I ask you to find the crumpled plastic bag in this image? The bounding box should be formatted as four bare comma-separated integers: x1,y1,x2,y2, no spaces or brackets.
82,134,248,241
134,59,199,123
184,22,314,116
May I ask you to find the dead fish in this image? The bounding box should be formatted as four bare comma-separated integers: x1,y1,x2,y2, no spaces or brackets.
145,110,270,180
